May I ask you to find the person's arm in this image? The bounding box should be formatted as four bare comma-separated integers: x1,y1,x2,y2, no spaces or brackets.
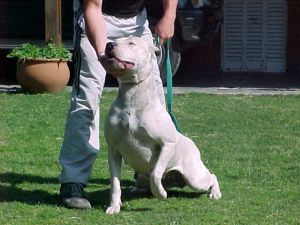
155,0,178,45
83,0,107,58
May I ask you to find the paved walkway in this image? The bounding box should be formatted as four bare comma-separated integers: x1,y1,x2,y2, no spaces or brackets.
174,87,300,95
1,85,300,96
103,69,300,95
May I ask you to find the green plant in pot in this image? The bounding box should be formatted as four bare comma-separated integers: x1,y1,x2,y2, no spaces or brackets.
7,43,72,94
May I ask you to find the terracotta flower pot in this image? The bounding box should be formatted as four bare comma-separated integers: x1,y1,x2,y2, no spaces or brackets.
17,59,70,94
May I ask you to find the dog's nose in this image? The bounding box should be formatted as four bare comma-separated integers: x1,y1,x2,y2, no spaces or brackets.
105,42,116,58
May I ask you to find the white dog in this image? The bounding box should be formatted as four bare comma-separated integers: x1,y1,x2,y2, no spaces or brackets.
102,37,221,214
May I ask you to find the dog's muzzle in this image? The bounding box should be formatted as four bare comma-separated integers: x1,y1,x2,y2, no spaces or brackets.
104,42,135,71
105,42,116,59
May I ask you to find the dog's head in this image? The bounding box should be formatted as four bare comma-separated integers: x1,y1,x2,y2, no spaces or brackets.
101,37,159,83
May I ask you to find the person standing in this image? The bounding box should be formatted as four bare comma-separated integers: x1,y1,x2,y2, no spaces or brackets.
59,0,178,209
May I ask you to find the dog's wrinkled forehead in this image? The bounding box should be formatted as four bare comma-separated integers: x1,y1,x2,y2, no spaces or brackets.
113,37,151,60
114,36,148,50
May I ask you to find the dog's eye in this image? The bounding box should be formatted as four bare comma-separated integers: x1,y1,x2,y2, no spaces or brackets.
129,42,136,45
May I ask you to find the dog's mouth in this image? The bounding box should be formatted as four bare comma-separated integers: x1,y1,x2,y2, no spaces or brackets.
101,55,135,77
114,57,135,69
105,54,135,70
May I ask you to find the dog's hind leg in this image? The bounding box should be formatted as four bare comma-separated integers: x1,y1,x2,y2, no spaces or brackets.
184,161,221,200
177,136,221,200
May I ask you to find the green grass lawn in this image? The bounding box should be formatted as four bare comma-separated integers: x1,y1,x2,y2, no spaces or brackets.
0,90,299,225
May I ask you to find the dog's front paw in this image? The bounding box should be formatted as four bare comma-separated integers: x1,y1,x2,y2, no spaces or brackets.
208,174,222,200
106,201,122,214
150,174,167,199
106,204,121,214
152,187,167,199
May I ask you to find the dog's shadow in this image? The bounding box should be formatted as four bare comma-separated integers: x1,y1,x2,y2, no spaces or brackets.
0,172,203,212
89,185,203,212
0,172,61,206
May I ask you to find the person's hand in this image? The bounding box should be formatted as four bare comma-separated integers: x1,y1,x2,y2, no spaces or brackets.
98,53,111,73
97,53,106,66
98,53,124,77
155,16,175,46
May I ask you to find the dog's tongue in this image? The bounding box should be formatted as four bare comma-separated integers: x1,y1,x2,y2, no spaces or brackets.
114,57,134,69
121,60,134,69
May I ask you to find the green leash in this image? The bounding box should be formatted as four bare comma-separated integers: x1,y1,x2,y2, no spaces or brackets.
156,37,182,133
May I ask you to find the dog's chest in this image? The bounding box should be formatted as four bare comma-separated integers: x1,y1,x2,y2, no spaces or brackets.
118,107,139,130
107,106,149,144
107,91,151,136
105,103,157,171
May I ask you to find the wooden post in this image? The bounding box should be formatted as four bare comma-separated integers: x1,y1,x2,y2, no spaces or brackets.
45,0,62,45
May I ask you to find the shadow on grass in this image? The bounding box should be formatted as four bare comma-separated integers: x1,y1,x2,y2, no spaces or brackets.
0,172,205,212
0,172,131,210
89,187,204,212
88,187,153,212
0,172,58,185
